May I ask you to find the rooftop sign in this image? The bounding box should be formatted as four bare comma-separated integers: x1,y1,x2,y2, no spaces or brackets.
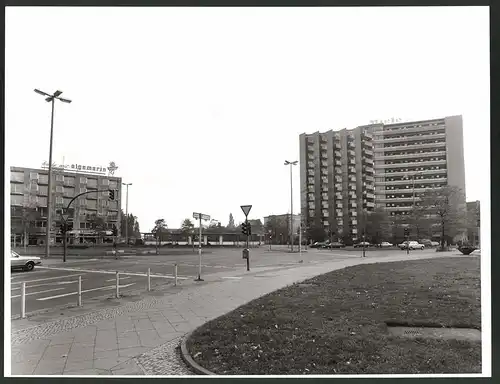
41,161,118,176
369,117,403,125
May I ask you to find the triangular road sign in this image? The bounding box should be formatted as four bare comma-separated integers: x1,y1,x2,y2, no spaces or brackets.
62,214,69,222
240,205,252,217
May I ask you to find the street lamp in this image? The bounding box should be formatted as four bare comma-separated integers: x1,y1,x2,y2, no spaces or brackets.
34,89,72,259
284,160,298,252
122,183,132,245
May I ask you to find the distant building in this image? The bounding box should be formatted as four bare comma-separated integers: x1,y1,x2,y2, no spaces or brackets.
466,200,480,246
10,164,122,246
300,115,466,241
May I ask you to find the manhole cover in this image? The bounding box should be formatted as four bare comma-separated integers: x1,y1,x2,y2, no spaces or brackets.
387,325,481,342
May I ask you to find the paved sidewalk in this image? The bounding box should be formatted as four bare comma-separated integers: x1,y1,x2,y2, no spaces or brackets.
9,251,460,376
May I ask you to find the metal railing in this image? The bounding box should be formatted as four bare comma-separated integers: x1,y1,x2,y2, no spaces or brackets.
17,265,179,319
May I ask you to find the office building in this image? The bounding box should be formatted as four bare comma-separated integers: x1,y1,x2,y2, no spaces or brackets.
10,164,122,245
299,115,466,241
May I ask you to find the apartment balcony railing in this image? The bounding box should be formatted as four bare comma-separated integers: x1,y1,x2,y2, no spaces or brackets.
373,141,446,152
335,194,342,200
364,184,375,191
335,176,342,183
348,142,356,149
349,159,356,165
336,203,343,209
365,193,375,199
335,168,342,174
351,220,358,225
378,186,439,194
308,170,315,176
335,183,342,190
321,153,328,159
308,154,315,160
364,175,375,182
350,210,357,216
364,201,375,208
348,167,356,174
363,158,374,164
352,228,358,234
363,148,374,156
383,150,447,161
378,197,422,203
378,159,447,169
321,161,328,167
375,170,447,178
320,144,328,151
380,124,446,136
384,206,413,212
334,143,341,150
334,151,342,158
373,132,446,144
349,176,356,182
348,150,356,157
308,162,315,168
335,160,341,166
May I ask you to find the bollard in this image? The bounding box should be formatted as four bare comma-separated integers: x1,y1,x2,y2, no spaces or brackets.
78,275,82,307
174,263,178,287
21,282,26,319
116,271,120,298
147,268,151,292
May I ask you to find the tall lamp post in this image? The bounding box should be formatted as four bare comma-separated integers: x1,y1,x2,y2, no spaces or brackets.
34,89,72,259
122,182,132,245
284,160,298,252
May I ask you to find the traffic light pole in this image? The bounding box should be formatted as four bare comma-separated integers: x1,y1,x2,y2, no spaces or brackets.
60,189,116,262
245,220,250,271
195,216,203,281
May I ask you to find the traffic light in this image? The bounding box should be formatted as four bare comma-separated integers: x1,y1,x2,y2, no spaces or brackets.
67,222,73,231
60,223,66,233
247,223,252,236
109,189,115,200
241,222,247,236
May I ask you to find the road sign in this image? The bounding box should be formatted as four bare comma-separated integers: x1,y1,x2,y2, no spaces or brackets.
201,214,211,221
240,205,252,217
193,212,200,220
62,214,69,222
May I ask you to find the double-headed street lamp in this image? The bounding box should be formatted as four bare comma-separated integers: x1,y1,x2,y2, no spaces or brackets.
284,160,298,252
34,89,72,259
122,182,132,245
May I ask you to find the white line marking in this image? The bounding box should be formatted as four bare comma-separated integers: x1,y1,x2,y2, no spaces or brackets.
36,283,137,301
11,274,87,286
11,280,83,290
221,277,243,280
38,266,188,280
11,287,66,299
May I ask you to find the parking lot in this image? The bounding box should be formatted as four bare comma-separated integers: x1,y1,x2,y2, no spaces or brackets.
10,246,430,318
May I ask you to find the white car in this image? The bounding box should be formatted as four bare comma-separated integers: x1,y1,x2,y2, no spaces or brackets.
10,250,42,271
379,241,393,248
399,241,425,250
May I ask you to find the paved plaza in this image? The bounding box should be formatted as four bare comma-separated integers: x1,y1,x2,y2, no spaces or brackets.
9,248,462,376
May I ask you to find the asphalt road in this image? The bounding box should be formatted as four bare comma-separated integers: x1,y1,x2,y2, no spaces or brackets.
10,246,432,317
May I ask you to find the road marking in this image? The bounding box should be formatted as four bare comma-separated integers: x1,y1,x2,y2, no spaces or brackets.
11,274,87,286
11,280,84,290
11,287,66,299
221,277,242,280
38,266,189,280
37,283,137,301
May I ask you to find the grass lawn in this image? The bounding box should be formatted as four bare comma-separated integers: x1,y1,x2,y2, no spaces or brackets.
187,257,481,375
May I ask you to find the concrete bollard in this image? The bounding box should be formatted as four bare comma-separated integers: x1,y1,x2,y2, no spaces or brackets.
116,271,120,298
174,263,178,287
21,282,26,319
147,268,151,292
78,275,82,307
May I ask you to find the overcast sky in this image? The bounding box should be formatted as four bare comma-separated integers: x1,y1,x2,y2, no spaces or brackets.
5,6,489,231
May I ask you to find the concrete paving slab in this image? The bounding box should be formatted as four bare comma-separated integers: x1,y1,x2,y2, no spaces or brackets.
93,356,130,370
118,346,149,358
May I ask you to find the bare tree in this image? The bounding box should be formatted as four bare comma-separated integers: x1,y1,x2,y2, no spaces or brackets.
152,218,167,254
419,186,466,249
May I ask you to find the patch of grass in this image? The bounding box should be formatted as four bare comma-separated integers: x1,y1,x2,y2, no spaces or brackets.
187,257,481,375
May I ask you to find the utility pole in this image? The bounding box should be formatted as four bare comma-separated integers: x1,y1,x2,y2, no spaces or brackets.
193,212,210,281
122,183,132,246
284,160,298,252
34,89,72,258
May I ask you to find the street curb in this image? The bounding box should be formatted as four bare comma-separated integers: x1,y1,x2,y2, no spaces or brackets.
180,332,217,375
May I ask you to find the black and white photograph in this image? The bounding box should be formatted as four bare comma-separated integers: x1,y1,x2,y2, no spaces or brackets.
5,5,490,377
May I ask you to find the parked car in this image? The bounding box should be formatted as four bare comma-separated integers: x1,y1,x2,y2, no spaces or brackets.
399,241,425,250
11,250,42,271
324,242,345,249
430,241,440,247
353,241,371,248
378,241,393,248
311,241,328,248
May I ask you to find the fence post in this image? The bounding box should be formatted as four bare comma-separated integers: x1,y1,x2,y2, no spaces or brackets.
116,271,120,298
174,263,178,287
147,268,151,292
21,282,26,319
78,275,82,307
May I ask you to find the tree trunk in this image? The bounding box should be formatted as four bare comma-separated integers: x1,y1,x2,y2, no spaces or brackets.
24,226,28,253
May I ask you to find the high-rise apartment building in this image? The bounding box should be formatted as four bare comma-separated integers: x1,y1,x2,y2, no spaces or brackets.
300,115,466,241
10,165,122,245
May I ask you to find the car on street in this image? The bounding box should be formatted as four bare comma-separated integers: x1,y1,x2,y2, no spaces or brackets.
10,250,42,271
398,241,425,250
377,241,394,248
311,241,329,248
324,242,345,249
353,241,371,248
